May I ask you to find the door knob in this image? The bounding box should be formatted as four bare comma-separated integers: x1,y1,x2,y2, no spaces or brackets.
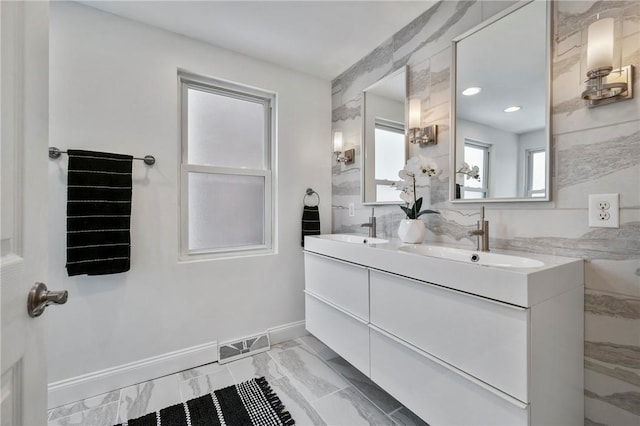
27,282,68,318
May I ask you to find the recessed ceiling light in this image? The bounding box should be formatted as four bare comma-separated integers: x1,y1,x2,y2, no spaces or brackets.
504,106,521,113
462,87,482,96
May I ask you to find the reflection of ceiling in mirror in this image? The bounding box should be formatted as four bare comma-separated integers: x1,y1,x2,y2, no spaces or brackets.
456,1,546,135
365,70,406,103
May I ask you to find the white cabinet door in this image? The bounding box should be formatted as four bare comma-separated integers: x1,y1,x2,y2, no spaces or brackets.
304,253,369,321
370,328,529,426
370,270,529,402
305,294,370,376
1,2,51,424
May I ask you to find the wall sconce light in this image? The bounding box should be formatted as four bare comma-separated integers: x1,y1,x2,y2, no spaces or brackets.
333,131,354,164
582,17,634,108
409,99,437,145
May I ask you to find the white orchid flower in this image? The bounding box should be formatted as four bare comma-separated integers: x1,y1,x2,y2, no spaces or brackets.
399,190,413,203
398,169,412,181
394,155,440,218
456,162,480,181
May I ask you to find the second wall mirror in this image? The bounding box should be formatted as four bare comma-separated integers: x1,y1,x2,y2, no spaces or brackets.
451,0,550,202
362,66,408,205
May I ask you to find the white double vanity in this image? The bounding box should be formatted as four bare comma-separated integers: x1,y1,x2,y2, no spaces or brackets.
303,234,584,425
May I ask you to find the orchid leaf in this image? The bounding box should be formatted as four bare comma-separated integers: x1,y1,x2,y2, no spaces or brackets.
414,197,423,213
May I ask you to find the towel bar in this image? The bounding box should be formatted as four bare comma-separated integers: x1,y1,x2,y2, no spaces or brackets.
48,147,156,166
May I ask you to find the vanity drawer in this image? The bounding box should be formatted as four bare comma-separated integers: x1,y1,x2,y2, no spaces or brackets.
304,253,369,321
305,293,370,376
370,328,529,426
370,270,529,402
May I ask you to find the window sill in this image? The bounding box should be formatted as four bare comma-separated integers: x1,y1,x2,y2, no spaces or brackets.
178,246,276,263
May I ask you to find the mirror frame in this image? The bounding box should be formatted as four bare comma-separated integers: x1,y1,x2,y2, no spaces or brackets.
361,66,409,206
449,0,552,203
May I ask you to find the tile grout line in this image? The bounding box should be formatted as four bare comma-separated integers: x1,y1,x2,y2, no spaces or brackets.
290,340,352,396
226,362,240,385
293,338,386,414
298,336,413,421
177,373,187,403
265,341,336,425
387,406,406,426
114,388,122,424
321,356,399,416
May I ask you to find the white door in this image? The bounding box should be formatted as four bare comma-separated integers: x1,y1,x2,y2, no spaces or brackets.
1,1,53,425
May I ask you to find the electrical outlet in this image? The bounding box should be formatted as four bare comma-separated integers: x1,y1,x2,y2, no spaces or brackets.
588,193,619,228
348,203,355,217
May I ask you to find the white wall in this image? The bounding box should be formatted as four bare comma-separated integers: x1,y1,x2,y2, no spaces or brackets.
47,1,330,401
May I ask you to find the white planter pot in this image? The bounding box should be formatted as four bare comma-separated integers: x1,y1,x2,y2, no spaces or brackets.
398,219,426,244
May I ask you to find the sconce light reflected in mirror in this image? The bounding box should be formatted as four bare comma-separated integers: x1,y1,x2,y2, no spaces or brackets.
582,16,634,108
333,131,354,164
409,99,437,145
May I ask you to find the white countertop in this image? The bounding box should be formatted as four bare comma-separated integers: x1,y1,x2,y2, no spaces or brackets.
304,234,584,307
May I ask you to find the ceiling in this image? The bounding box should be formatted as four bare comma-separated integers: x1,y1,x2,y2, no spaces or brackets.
78,0,437,81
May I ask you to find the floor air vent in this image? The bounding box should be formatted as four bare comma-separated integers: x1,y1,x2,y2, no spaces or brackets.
218,333,271,364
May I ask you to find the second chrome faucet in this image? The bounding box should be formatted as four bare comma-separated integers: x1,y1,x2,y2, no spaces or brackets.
361,208,377,238
468,206,490,252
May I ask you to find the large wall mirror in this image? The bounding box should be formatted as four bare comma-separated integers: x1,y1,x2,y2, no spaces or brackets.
362,66,408,205
451,0,550,202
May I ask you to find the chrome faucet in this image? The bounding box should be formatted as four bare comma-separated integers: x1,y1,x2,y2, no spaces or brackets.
468,206,490,252
361,208,377,238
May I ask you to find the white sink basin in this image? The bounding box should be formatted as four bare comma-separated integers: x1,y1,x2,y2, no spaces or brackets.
399,244,544,268
316,234,389,245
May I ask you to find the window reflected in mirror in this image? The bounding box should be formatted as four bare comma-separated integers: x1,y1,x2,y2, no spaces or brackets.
460,140,489,199
374,119,405,202
526,149,546,198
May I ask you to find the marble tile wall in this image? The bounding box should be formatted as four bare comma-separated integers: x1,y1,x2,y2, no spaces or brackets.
331,1,639,425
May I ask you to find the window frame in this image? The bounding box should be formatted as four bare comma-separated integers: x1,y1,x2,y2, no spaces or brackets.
178,71,276,260
525,148,546,198
462,139,490,199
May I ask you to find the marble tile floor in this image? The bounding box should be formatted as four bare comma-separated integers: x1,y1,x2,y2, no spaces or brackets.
47,335,427,426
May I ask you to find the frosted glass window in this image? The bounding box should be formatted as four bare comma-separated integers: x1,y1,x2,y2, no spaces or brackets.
188,173,265,250
374,120,404,203
180,72,274,257
187,89,266,169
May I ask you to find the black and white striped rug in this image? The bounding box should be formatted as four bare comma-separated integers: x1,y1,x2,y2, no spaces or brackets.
115,377,294,426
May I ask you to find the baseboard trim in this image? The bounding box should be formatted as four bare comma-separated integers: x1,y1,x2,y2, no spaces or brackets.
267,320,307,345
47,340,218,409
48,321,308,409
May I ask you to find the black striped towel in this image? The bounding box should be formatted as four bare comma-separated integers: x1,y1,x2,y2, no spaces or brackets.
66,150,133,276
301,205,320,247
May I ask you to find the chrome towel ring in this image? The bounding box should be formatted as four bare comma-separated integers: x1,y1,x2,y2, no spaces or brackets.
304,188,320,206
